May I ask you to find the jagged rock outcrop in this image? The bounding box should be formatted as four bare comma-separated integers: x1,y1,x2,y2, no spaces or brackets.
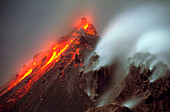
82,52,170,112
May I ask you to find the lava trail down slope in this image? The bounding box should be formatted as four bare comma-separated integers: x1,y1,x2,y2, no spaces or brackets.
0,17,99,112
1,17,170,112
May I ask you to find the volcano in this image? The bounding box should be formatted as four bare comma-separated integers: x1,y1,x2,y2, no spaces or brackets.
0,17,99,112
0,18,170,112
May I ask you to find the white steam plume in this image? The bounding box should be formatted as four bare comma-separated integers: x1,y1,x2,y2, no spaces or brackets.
95,3,170,70
122,97,143,109
95,3,170,107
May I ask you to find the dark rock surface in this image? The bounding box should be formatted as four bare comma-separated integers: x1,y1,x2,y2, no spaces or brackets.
85,104,131,112
0,20,99,112
0,19,169,112
79,65,111,102
80,53,170,112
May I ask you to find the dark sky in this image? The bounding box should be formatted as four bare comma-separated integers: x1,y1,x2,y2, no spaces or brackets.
0,0,169,85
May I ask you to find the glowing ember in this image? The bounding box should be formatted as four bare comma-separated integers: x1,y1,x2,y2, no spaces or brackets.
84,24,88,30
33,62,36,65
87,29,96,35
42,51,57,69
18,69,32,84
55,45,69,60
53,45,58,50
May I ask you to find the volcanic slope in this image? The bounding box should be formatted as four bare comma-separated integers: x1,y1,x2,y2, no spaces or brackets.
0,18,99,112
81,52,170,112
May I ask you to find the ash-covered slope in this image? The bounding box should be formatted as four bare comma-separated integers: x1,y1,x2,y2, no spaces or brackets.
80,52,170,112
0,18,99,112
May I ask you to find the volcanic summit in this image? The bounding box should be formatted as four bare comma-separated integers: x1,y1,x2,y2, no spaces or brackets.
0,17,170,112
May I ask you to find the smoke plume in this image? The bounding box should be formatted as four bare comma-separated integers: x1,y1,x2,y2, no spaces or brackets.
95,2,170,107
95,3,170,71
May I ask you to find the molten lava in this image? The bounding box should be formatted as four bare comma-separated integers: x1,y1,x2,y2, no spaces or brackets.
0,18,98,111
0,17,97,98
84,24,89,30
18,69,33,84
3,38,75,95
42,51,57,69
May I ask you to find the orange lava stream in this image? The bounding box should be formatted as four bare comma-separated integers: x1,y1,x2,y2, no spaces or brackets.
3,38,75,96
0,18,97,106
55,45,69,60
84,24,88,30
17,69,33,84
42,51,57,69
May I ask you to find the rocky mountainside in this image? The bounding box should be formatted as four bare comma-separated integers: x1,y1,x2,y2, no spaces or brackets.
0,18,99,112
0,18,169,112
81,52,170,112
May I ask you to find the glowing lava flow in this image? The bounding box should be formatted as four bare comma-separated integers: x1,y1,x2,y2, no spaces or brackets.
84,24,89,30
83,24,97,36
55,45,69,61
0,17,99,112
18,69,32,84
42,51,57,69
0,18,98,105
0,38,74,97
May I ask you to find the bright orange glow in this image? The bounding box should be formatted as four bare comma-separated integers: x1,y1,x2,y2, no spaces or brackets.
87,29,96,36
53,45,58,50
55,45,69,60
84,24,88,30
7,68,33,89
1,17,98,104
18,69,32,83
42,51,56,69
